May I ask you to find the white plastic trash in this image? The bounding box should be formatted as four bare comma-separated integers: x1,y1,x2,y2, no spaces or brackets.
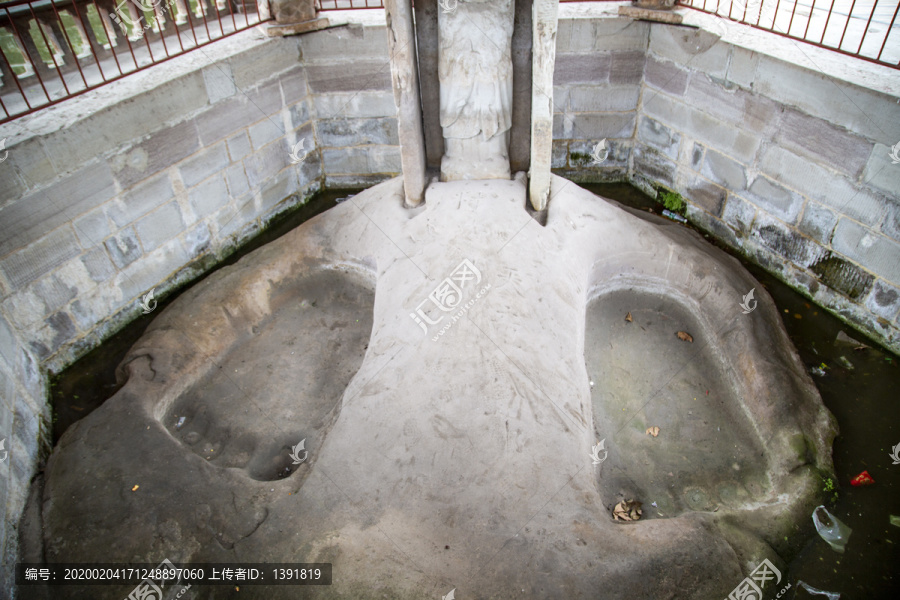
812,505,851,553
798,580,841,599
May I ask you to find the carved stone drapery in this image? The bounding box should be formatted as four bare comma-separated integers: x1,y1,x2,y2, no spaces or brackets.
438,0,515,181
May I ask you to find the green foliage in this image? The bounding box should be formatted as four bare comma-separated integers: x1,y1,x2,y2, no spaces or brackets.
658,189,685,215
822,477,839,504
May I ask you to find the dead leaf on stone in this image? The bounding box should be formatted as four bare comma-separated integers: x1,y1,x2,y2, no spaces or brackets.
613,499,643,521
676,331,693,342
646,426,660,437
131,485,139,492
625,312,633,323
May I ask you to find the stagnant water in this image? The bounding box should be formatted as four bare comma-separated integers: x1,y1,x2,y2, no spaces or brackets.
47,183,899,599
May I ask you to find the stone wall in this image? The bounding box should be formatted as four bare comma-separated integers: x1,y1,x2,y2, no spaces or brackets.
632,20,900,355
551,9,899,356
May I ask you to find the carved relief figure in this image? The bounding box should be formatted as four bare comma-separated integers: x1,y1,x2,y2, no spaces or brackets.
438,0,515,181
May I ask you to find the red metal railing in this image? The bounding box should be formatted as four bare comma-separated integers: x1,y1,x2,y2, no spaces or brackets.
679,0,900,69
0,0,273,123
316,0,382,9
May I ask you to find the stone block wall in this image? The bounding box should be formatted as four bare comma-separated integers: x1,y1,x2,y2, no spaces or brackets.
298,22,401,188
552,17,649,182
631,22,900,354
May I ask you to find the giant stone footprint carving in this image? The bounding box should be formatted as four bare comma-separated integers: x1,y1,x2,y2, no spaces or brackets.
28,175,836,599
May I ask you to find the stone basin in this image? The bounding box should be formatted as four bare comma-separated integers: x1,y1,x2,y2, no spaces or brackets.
24,175,837,600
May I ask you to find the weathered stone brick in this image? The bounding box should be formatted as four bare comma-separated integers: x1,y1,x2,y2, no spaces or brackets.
810,251,874,300
642,94,760,162
683,174,726,217
685,73,780,136
312,91,397,120
225,164,250,199
553,54,611,85
633,144,676,187
648,26,730,79
73,208,112,249
727,46,758,90
111,123,201,188
862,143,900,197
322,147,369,174
179,143,230,188
701,149,746,191
609,51,644,85
289,100,312,130
643,55,688,96
553,112,636,140
135,203,185,252
318,118,399,148
744,175,804,224
305,61,392,93
104,227,142,269
183,222,212,258
882,197,900,243
759,145,887,228
0,162,116,258
245,140,290,189
0,227,82,290
865,279,900,321
202,63,237,104
249,119,287,151
751,213,825,268
281,67,309,105
798,202,838,245
832,219,900,285
81,247,116,283
110,173,175,228
189,176,230,217
775,109,873,179
563,85,640,113
721,194,757,237
592,18,649,52
227,132,252,162
638,116,679,160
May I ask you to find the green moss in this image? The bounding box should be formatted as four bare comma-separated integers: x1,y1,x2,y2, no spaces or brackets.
658,189,685,215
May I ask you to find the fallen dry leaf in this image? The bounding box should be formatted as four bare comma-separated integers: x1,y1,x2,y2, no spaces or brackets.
613,499,643,521
131,485,139,492
646,426,660,437
625,312,633,322
676,331,693,342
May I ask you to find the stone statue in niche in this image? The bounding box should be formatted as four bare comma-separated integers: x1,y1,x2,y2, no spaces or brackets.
438,0,515,181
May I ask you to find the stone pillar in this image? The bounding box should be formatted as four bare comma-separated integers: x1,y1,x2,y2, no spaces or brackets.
385,0,426,206
528,0,558,211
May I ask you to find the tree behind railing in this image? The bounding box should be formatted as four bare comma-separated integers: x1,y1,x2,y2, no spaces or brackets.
0,0,273,123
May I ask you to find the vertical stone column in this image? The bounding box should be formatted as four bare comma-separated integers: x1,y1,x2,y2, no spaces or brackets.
528,0,558,211
384,0,426,206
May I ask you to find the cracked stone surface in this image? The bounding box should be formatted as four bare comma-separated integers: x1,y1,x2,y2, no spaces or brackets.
25,176,837,599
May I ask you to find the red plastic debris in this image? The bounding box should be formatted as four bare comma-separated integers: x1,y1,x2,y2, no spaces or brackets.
850,470,875,487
